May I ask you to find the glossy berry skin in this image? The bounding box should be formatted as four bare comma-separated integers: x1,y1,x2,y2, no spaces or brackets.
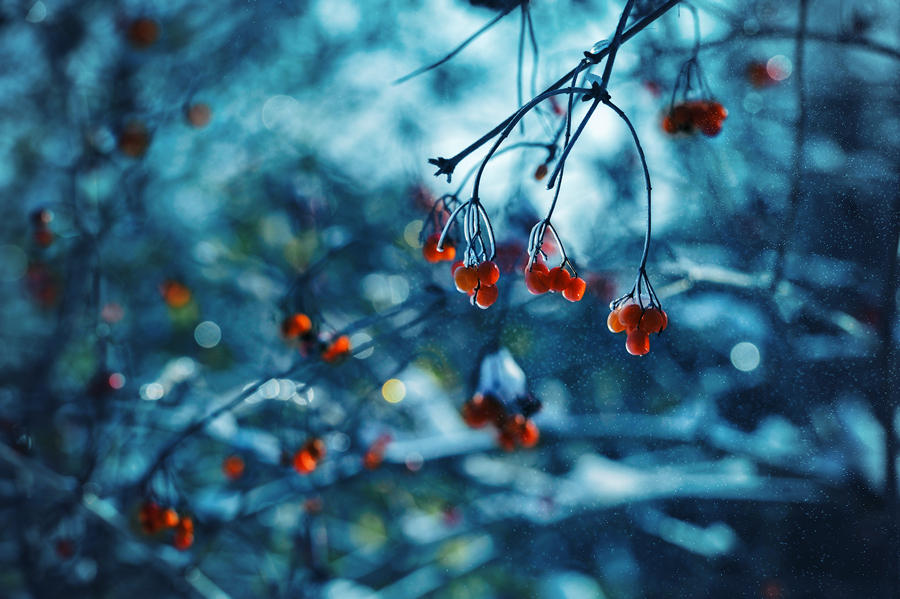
618,304,643,330
477,261,500,286
475,284,498,309
625,329,650,356
454,266,479,293
548,267,571,292
524,263,551,295
607,310,626,333
638,308,665,334
563,277,586,302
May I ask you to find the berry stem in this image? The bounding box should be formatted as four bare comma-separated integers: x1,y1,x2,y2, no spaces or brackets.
427,0,683,182
602,99,652,272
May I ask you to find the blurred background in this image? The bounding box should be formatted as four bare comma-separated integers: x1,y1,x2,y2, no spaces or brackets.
1,0,900,597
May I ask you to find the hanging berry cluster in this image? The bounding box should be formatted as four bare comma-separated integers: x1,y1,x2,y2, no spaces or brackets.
281,313,351,363
461,393,540,451
137,501,194,551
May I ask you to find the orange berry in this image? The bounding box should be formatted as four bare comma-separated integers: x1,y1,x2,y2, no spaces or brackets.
639,307,665,334
322,335,351,363
477,261,500,286
127,18,160,50
161,508,179,529
607,310,626,333
563,277,586,302
618,303,642,330
660,309,668,331
293,449,317,474
535,164,549,180
303,438,327,462
187,103,211,128
625,329,650,356
450,260,464,274
517,418,540,448
176,516,194,535
363,447,384,470
524,263,550,295
160,280,191,309
475,284,498,309
282,313,312,338
222,455,245,481
440,242,457,262
548,267,571,292
454,266,479,293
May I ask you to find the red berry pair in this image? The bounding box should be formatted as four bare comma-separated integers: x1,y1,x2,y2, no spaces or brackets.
281,313,351,363
524,263,585,301
662,100,727,137
607,301,668,356
138,501,194,550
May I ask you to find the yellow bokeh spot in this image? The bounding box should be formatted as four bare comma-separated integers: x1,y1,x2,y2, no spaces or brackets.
382,379,406,403
404,220,423,248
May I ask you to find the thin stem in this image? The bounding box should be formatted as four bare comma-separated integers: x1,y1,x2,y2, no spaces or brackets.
604,99,652,270
471,87,591,200
526,7,539,100
599,0,636,90
517,5,526,132
428,0,683,181
393,4,518,85
545,95,601,190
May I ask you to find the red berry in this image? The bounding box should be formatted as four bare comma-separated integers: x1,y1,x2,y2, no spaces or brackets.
518,418,540,448
548,267,571,292
535,164,549,180
524,263,551,295
454,266,479,293
625,329,650,356
118,121,150,157
639,308,665,334
475,284,498,309
462,394,505,428
303,438,326,461
477,261,500,286
293,449,317,474
562,277,586,302
422,233,443,263
450,260,464,274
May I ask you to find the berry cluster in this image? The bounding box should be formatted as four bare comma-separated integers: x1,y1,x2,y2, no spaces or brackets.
281,313,352,363
453,259,500,309
662,100,728,137
293,437,326,475
30,209,53,248
137,501,194,550
524,262,585,301
607,299,668,356
461,393,540,451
